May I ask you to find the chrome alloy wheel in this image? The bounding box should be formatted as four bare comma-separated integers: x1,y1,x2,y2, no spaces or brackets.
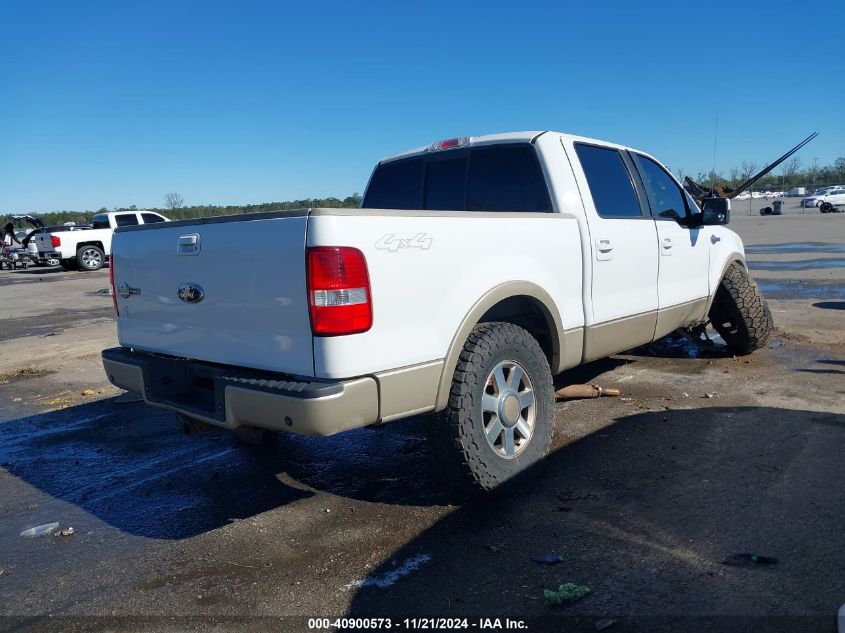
481,360,536,458
80,248,102,269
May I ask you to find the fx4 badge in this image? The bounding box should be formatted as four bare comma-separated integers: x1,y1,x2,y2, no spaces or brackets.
177,283,205,304
375,233,433,253
117,283,140,299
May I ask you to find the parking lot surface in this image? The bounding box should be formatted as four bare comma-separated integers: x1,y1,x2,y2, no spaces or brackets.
1,211,843,632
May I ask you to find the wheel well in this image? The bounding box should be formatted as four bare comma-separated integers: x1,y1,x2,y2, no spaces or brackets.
77,241,104,251
477,295,556,367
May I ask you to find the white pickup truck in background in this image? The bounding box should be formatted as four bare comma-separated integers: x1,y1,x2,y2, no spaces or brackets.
102,131,773,493
34,210,169,271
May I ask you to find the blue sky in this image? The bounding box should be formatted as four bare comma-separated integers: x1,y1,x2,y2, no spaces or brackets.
1,0,843,212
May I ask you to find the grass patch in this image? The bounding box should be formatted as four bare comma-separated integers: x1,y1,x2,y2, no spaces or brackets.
0,367,51,382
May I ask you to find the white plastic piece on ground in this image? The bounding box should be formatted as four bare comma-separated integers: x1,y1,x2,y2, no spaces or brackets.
344,554,432,590
20,522,60,538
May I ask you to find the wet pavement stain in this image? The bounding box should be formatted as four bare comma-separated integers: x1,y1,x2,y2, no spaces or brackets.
746,242,845,254
748,258,845,271
0,307,115,341
756,280,845,300
0,398,449,540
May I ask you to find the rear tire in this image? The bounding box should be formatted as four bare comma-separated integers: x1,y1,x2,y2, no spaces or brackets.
709,262,774,355
76,245,104,271
427,322,554,494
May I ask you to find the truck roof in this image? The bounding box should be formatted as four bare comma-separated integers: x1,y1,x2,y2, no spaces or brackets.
379,130,633,164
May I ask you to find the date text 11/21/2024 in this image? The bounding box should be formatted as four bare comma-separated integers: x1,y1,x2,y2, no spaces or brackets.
307,617,527,629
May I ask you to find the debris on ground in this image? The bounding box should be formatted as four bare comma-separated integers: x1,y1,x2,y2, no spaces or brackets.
0,367,48,382
544,582,592,605
484,544,502,552
555,384,620,400
533,554,564,565
80,389,96,396
344,554,432,590
20,522,60,538
721,553,779,566
595,618,617,631
56,527,75,537
703,392,719,399
557,489,600,502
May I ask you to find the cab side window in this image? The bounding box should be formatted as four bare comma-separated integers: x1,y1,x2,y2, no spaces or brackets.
632,154,689,222
574,144,643,218
114,214,139,227
141,213,166,224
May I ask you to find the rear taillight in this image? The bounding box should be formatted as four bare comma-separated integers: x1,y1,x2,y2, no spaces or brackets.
306,246,372,336
50,235,61,248
109,257,119,316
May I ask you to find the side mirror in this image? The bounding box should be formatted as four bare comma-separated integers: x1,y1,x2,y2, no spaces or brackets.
699,197,731,226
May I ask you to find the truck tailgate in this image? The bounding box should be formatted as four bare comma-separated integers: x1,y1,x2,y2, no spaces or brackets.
112,213,314,377
33,233,54,253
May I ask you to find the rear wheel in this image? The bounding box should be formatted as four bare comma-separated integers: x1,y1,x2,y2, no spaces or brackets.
427,322,554,494
76,245,104,271
709,262,774,355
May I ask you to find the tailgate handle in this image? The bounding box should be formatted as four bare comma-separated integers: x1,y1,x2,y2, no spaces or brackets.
178,233,200,256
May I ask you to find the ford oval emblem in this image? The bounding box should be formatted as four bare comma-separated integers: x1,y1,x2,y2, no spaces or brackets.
177,283,204,304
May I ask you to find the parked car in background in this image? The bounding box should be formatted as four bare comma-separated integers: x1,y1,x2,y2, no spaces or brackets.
23,223,91,266
804,186,845,208
34,210,169,271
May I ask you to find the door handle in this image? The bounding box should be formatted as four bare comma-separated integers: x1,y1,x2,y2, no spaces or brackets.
661,237,673,256
595,238,613,261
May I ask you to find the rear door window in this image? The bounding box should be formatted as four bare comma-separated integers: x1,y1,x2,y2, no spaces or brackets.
141,213,166,224
467,145,552,212
574,144,643,218
114,214,139,227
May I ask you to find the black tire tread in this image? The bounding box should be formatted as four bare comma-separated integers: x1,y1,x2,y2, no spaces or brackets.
427,322,554,494
709,262,774,355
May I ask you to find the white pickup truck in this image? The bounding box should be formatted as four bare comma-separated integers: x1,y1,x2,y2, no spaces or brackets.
34,210,169,271
102,131,773,492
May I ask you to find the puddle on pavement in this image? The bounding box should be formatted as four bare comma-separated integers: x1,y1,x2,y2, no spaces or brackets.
756,279,845,300
631,330,729,359
746,242,845,254
748,258,845,271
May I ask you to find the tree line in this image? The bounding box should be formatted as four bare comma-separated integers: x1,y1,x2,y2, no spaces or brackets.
14,153,845,227
27,194,363,227
680,156,845,191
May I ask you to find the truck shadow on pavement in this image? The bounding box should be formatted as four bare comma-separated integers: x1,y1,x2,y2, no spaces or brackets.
0,396,452,539
1,358,649,537
345,406,845,631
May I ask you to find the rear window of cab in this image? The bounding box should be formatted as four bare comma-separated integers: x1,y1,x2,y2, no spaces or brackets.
363,144,552,212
